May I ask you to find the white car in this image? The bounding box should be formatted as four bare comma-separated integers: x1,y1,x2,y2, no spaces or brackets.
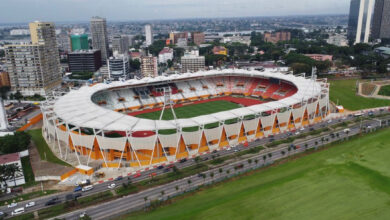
11,207,24,216
8,202,17,208
295,132,300,135
82,185,93,192
300,127,305,131
80,212,87,218
25,201,35,208
108,183,116,189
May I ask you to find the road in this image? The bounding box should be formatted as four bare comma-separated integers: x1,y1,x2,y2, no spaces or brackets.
1,108,389,218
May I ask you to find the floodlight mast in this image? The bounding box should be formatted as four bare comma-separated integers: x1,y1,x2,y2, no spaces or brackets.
158,87,179,123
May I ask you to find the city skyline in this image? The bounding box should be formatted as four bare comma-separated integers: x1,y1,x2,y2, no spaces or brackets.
0,0,350,23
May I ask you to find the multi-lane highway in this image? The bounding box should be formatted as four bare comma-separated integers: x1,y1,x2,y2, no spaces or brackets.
1,108,389,219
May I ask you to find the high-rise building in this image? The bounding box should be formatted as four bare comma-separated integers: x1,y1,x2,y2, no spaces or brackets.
70,34,89,51
108,52,130,80
191,32,205,45
181,51,205,73
90,17,109,63
372,0,390,40
0,72,10,87
169,32,188,45
112,35,129,54
141,56,158,77
145,24,153,46
5,21,61,96
347,0,374,44
68,50,102,73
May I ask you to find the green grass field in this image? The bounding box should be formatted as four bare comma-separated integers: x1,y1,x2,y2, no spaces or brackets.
124,128,390,220
27,129,71,167
378,85,390,96
330,79,390,110
136,101,241,120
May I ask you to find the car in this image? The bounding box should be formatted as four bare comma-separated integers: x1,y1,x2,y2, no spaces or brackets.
368,111,374,116
8,203,17,208
80,211,87,218
114,176,123,181
328,120,332,123
25,201,35,208
300,127,305,131
234,149,239,152
157,165,164,169
202,157,209,161
82,185,93,192
74,186,82,192
133,173,141,178
226,148,232,151
108,183,116,189
167,164,174,169
179,158,187,163
0,211,5,217
344,128,351,133
45,200,57,206
309,127,315,131
295,132,300,135
11,207,24,216
163,168,170,173
212,150,218,153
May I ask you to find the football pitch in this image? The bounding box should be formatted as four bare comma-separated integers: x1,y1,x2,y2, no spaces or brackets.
124,128,390,220
135,100,241,120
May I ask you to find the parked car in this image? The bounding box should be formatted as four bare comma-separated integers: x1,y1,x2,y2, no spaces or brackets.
25,201,35,208
157,165,164,169
179,158,187,163
163,168,170,173
108,183,116,189
45,198,59,206
8,203,17,208
133,173,141,178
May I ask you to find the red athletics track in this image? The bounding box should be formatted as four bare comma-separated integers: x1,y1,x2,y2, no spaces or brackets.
128,96,265,116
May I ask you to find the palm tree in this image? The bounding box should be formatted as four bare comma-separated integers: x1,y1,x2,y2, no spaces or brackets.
194,156,201,166
226,170,230,175
6,164,21,187
268,153,272,158
281,151,285,156
219,168,223,174
304,143,308,150
254,159,259,167
210,172,214,181
187,179,192,189
248,159,252,165
263,155,267,161
175,185,179,191
161,190,165,197
144,196,148,208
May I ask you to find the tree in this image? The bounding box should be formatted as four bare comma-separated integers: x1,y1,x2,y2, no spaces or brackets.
14,90,23,102
194,156,201,166
147,40,166,56
3,164,21,187
187,179,192,188
175,186,179,191
0,86,10,99
0,131,31,154
254,159,259,166
130,59,141,70
263,155,267,161
219,168,223,174
248,159,252,164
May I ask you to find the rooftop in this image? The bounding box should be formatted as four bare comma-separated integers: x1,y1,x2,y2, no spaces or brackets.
0,152,20,164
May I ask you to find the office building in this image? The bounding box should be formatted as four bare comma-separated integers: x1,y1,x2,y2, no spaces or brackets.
264,31,291,43
5,21,61,96
181,52,205,73
169,32,188,45
70,34,89,51
0,72,10,87
158,47,174,64
112,35,129,54
141,56,158,77
347,0,374,44
191,32,205,45
108,52,130,80
372,0,390,40
91,17,109,63
145,24,153,46
68,50,102,73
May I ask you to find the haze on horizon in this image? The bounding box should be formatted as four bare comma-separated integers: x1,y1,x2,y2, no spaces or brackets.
1,0,350,23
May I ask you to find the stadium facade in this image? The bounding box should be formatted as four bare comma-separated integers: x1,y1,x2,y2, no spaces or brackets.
41,69,329,169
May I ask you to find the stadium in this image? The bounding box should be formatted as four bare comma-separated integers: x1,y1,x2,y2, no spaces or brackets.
41,69,329,170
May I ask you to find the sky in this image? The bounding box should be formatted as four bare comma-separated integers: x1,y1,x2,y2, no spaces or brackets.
0,0,350,23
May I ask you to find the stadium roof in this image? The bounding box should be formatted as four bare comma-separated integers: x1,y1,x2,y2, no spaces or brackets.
53,69,323,132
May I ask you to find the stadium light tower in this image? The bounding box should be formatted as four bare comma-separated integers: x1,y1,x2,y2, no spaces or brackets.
158,87,179,121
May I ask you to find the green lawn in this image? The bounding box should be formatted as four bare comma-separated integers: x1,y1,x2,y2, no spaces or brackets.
378,85,390,96
136,101,241,120
20,156,35,187
27,129,71,167
124,128,390,220
330,79,390,110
